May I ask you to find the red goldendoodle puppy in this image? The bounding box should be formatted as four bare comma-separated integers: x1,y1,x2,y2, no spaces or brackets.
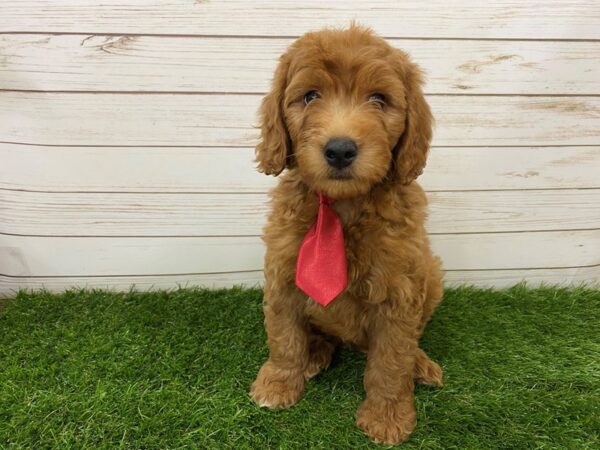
250,25,444,445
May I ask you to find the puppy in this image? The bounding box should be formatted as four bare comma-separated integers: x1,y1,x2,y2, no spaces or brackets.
250,25,444,445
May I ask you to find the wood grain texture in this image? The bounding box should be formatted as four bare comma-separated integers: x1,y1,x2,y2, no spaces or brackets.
0,145,272,193
2,189,599,236
2,0,599,291
2,265,598,297
1,93,599,147
2,35,599,95
434,230,599,271
2,144,598,193
0,272,265,297
443,265,599,288
419,146,600,192
427,190,600,233
1,1,598,39
0,235,264,277
1,231,598,277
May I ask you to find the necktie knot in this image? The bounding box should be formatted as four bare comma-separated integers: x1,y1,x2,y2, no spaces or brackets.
318,193,332,206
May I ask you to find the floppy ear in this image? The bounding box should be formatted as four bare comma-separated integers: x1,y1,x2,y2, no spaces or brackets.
393,51,433,184
255,55,292,176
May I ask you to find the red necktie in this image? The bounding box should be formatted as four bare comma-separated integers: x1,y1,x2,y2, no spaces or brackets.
295,193,348,307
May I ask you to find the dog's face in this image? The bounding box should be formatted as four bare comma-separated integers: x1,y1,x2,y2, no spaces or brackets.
256,26,433,198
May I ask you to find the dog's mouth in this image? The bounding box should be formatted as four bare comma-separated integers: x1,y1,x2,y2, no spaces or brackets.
327,170,354,181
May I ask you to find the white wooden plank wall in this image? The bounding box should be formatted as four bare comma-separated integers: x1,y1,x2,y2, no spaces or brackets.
0,1,599,296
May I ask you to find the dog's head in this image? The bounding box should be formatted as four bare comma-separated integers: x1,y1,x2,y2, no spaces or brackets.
255,25,433,198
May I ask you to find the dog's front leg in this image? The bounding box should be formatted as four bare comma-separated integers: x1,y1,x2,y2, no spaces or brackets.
250,284,309,409
356,309,418,445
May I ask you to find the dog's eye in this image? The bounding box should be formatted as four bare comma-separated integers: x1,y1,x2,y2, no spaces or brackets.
303,90,320,105
368,93,386,108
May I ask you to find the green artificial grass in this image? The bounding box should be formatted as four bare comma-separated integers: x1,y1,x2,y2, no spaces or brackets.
0,286,598,449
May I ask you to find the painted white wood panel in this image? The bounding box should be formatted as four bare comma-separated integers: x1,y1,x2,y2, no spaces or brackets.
443,265,600,288
0,272,265,297
2,35,599,95
427,190,600,233
1,1,599,292
0,235,264,277
1,231,598,277
0,145,272,193
1,1,598,39
2,145,598,193
0,192,270,237
2,189,599,236
2,265,598,297
433,230,599,271
1,93,599,147
419,146,600,192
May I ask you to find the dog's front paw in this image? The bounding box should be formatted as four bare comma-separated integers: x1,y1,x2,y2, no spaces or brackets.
250,360,305,409
356,398,416,445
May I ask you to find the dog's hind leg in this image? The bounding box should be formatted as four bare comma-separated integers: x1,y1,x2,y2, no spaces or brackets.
419,256,444,334
304,332,337,380
413,257,444,387
414,347,443,386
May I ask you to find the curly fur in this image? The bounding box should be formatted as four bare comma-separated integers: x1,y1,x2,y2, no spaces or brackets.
250,25,444,445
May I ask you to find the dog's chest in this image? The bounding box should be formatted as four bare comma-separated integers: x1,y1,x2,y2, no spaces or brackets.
335,205,384,281
301,200,405,346
305,295,369,348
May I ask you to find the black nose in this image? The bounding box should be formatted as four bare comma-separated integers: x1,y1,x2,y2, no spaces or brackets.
324,138,358,170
